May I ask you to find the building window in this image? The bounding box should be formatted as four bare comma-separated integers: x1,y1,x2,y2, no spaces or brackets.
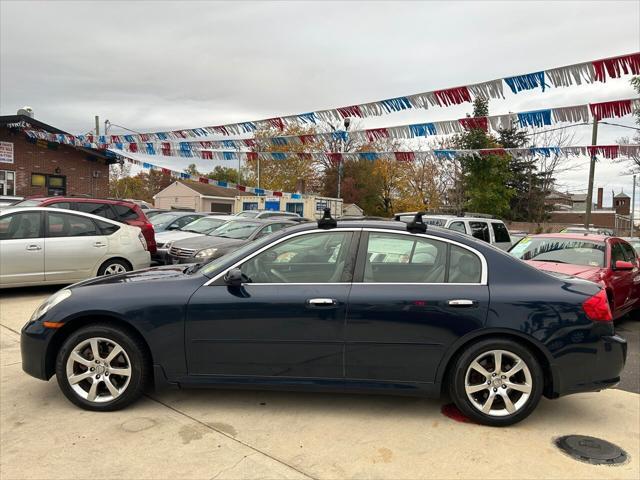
31,173,46,187
0,170,15,196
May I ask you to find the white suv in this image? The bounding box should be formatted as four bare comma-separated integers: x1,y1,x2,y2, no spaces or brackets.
394,213,512,250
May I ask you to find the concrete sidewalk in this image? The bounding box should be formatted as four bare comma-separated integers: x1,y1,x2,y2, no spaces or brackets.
1,289,639,479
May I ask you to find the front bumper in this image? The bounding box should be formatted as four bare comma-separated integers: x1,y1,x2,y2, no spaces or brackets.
152,247,170,264
553,334,627,397
21,321,55,380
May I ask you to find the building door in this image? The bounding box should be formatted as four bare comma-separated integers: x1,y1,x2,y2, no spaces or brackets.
265,200,280,211
286,202,304,216
211,202,232,213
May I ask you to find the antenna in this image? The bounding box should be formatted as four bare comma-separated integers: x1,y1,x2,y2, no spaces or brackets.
318,208,337,229
407,211,427,233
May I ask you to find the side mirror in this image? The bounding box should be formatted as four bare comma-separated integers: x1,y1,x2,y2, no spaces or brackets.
614,260,634,270
224,267,243,286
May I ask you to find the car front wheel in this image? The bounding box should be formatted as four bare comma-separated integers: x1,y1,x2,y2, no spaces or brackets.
55,324,148,411
448,338,543,426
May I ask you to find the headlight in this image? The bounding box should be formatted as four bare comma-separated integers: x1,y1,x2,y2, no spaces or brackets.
195,248,218,258
164,241,173,249
29,289,72,322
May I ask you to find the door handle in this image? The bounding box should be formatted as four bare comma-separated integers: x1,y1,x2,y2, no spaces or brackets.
447,299,475,307
306,298,338,307
93,242,107,248
25,244,42,251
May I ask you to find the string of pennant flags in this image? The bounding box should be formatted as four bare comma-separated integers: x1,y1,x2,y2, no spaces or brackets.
65,52,639,143
23,98,640,155
112,144,640,164
118,144,640,200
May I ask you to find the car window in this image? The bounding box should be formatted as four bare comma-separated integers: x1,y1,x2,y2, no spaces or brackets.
491,222,511,243
172,215,201,228
509,237,605,267
210,221,260,240
449,245,482,283
95,219,120,235
75,202,116,219
620,242,638,264
0,212,42,240
112,204,139,221
48,202,72,210
611,242,627,266
181,217,227,233
363,233,447,283
448,221,466,234
469,222,490,243
240,231,353,283
47,212,99,237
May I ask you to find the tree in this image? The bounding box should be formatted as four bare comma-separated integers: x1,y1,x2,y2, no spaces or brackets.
451,97,514,217
616,77,640,172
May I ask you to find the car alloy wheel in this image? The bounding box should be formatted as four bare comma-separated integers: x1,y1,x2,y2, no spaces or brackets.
65,337,132,403
103,264,127,275
464,349,532,417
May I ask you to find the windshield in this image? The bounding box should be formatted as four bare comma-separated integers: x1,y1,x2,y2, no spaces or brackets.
209,221,260,239
510,237,605,267
181,217,227,233
150,212,183,225
235,211,259,218
11,200,41,207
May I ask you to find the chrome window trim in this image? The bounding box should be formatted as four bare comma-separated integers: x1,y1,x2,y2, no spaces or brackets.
204,227,488,286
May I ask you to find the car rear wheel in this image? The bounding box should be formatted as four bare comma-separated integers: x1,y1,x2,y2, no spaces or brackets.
55,324,148,411
448,338,543,426
98,259,131,276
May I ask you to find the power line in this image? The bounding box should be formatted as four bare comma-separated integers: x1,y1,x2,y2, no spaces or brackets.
600,121,640,131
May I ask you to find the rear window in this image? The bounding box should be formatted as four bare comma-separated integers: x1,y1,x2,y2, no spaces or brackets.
491,222,511,243
509,237,605,267
469,222,490,243
76,202,117,219
112,204,139,221
11,200,41,207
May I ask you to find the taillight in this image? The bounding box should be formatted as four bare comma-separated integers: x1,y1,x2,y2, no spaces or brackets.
138,231,148,251
582,289,612,322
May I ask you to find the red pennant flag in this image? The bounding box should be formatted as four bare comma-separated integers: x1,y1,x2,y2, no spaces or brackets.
300,135,316,144
267,117,285,131
592,53,640,82
479,148,507,156
394,152,415,162
589,100,632,120
140,134,149,142
434,86,472,106
201,151,213,159
246,152,258,161
161,168,171,175
213,126,229,135
328,153,343,165
337,105,363,118
243,139,256,147
199,177,209,183
273,191,283,197
161,143,171,156
129,142,138,152
587,145,619,159
366,128,389,142
237,185,246,191
458,117,489,131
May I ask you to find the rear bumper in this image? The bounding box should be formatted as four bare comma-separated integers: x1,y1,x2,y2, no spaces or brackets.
130,251,152,271
552,334,627,397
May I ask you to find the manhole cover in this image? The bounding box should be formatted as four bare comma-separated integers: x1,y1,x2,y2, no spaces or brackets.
555,435,628,465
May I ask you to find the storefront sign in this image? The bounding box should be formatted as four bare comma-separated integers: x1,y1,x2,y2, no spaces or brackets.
0,142,14,163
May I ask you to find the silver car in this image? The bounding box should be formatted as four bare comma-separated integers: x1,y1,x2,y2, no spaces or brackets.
0,207,150,288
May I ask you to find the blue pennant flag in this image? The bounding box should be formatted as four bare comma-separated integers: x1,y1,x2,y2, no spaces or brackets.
255,188,265,196
504,71,548,94
530,147,561,157
332,130,348,142
409,123,437,137
105,150,118,158
433,149,457,160
271,152,286,160
146,143,155,155
223,152,237,160
271,137,288,146
98,136,106,144
180,172,189,179
115,142,124,150
298,112,317,124
217,181,228,188
359,152,379,161
179,142,192,151
381,96,412,113
156,132,168,140
517,109,552,128
291,193,302,199
124,135,134,142
240,122,257,133
222,140,236,149
143,162,153,169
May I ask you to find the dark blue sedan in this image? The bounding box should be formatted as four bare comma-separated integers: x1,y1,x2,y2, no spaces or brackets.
21,214,627,426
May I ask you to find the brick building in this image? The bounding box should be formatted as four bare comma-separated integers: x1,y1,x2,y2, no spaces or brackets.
0,114,114,204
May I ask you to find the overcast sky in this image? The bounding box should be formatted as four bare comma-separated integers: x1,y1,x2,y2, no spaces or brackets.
1,0,639,206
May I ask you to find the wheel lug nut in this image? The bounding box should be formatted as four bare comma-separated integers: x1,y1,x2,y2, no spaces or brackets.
90,367,95,372
95,360,99,364
492,373,496,377
96,374,101,379
105,373,109,376
501,375,506,379
502,385,507,389
493,388,497,392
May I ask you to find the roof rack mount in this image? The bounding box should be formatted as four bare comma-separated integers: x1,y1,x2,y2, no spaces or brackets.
407,211,427,233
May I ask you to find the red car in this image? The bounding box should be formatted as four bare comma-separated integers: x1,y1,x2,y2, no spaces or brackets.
510,233,639,320
12,197,156,253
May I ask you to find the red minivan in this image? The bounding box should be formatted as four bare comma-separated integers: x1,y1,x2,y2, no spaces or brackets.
12,197,156,253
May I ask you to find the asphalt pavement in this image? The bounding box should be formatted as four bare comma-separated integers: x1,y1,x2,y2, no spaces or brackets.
616,315,640,394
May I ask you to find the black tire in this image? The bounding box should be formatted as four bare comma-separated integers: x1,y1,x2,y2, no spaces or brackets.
448,338,544,427
97,259,131,276
55,324,148,411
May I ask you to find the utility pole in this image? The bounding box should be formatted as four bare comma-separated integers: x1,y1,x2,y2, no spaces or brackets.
584,117,598,230
337,117,350,199
632,174,636,236
95,115,100,136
